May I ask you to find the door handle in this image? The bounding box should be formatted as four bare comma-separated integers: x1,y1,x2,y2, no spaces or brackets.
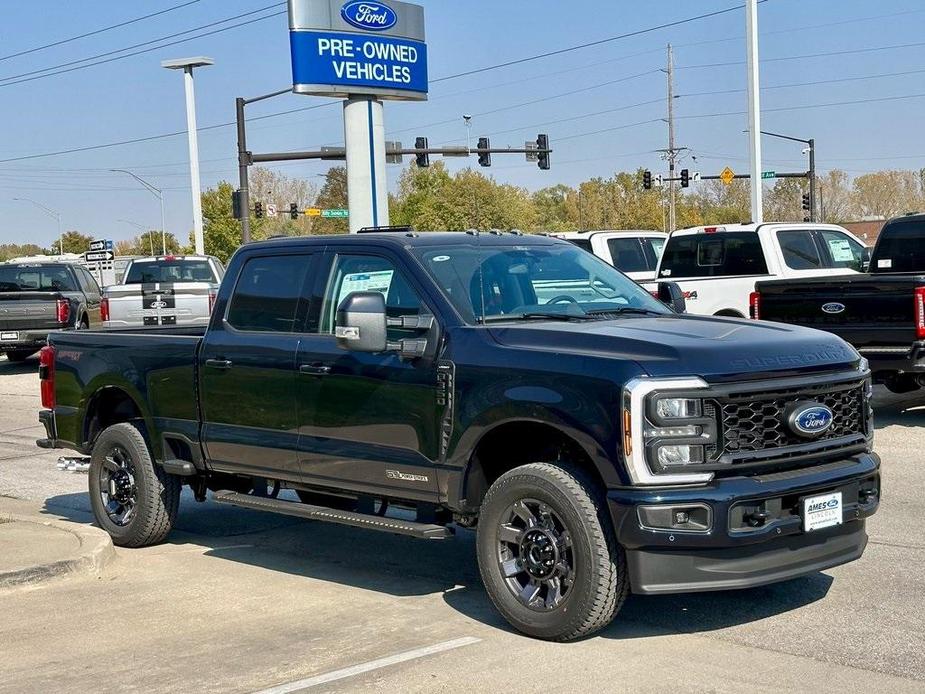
299,363,332,376
205,358,233,370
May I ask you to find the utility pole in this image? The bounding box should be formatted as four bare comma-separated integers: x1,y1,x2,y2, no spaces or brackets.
666,44,677,232
745,0,763,222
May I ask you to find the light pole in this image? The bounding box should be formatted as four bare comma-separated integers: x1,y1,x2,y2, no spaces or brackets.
110,169,167,255
760,131,816,221
13,197,62,256
745,0,763,223
118,219,154,255
161,57,214,256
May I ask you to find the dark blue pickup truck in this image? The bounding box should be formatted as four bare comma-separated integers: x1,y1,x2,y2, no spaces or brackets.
37,231,879,641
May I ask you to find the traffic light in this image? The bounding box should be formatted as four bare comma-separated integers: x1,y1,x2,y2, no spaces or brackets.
643,170,652,190
255,202,264,219
290,203,299,220
232,190,243,220
477,137,491,167
415,136,429,167
801,193,811,211
536,133,550,170
680,169,690,188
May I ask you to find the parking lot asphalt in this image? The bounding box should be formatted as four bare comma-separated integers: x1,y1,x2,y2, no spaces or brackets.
1,352,924,693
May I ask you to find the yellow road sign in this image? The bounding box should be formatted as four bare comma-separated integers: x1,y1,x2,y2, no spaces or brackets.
306,208,322,216
720,166,735,186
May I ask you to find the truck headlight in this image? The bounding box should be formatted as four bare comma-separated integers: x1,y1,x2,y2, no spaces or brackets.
622,378,715,486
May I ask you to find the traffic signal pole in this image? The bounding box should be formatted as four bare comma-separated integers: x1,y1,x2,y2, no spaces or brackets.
236,97,251,244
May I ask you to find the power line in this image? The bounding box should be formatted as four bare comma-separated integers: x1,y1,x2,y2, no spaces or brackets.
0,3,286,87
677,67,925,98
0,0,203,63
678,40,925,70
430,1,768,84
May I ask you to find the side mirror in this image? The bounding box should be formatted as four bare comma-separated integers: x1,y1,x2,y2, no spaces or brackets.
335,292,388,353
861,246,872,272
657,281,686,313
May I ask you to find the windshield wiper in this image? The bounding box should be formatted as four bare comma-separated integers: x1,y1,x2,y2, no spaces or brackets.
480,312,595,323
584,307,666,317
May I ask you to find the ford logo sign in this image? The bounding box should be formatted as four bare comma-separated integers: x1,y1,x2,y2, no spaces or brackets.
341,1,397,31
822,302,845,314
786,402,834,438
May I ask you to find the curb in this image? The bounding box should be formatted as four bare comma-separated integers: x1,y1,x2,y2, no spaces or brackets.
0,515,115,589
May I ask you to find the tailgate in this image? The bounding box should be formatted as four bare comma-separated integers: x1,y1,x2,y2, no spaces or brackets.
106,282,214,326
756,275,923,347
0,292,62,333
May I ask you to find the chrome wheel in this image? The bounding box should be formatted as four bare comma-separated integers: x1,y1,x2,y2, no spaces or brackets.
496,498,574,611
97,445,137,527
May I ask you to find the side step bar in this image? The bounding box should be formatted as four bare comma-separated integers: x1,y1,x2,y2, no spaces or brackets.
212,491,454,540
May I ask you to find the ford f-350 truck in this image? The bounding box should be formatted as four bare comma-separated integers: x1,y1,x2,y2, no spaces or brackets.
37,230,880,641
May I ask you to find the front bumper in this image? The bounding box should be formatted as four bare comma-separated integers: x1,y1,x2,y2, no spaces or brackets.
608,452,880,594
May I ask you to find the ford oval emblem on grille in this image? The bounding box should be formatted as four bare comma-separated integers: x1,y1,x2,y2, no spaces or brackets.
822,302,845,314
341,1,398,31
785,402,834,438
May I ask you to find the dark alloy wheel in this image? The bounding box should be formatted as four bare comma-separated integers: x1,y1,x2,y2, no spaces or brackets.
97,445,138,527
497,499,574,610
476,462,628,641
89,422,180,547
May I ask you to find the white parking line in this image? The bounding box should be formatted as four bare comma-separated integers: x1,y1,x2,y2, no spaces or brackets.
252,636,482,694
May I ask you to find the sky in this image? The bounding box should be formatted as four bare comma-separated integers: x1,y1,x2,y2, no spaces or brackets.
0,0,923,248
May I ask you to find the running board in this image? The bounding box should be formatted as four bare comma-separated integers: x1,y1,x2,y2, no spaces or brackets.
212,491,454,540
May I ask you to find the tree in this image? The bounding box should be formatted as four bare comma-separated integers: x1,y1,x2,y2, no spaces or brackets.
249,166,319,237
0,243,44,262
852,170,923,220
764,178,807,223
115,232,181,257
311,167,350,234
57,231,94,254
199,182,266,263
817,170,853,223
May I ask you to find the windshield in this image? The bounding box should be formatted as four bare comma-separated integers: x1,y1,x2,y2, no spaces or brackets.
658,232,768,279
0,265,77,292
124,260,215,284
871,221,925,273
412,242,670,323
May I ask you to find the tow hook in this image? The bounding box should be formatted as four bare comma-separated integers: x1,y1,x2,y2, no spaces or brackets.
744,508,771,528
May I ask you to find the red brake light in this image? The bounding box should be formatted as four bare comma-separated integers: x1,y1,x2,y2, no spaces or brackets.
56,298,70,325
704,226,718,234
100,297,110,323
915,287,925,339
749,291,760,320
39,345,55,409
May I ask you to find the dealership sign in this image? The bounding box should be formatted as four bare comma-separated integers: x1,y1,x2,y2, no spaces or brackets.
288,0,427,100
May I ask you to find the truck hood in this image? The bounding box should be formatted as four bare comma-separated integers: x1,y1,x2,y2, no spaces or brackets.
487,314,859,382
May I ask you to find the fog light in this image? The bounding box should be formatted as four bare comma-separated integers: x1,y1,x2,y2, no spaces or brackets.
637,504,712,532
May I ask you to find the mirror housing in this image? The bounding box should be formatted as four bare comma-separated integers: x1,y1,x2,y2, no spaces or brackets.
657,281,686,313
861,246,872,272
335,292,388,353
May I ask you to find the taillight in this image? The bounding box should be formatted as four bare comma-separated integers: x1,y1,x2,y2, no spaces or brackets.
208,291,217,314
39,345,55,409
100,297,110,323
749,291,760,320
56,298,70,325
915,287,925,339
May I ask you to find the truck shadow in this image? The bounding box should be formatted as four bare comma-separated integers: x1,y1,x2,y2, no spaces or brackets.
872,387,925,428
0,356,39,375
44,490,834,640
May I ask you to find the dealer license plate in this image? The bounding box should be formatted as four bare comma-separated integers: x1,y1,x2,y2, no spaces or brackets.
803,491,843,532
0,332,19,341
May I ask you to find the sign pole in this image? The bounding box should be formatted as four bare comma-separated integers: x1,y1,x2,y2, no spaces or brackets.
184,66,206,255
344,96,389,233
745,0,763,223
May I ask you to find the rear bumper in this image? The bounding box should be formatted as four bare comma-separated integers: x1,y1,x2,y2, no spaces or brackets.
0,330,51,350
608,452,880,594
858,343,925,377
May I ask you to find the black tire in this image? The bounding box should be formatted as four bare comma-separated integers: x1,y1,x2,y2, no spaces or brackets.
476,462,628,641
5,350,35,362
89,422,181,548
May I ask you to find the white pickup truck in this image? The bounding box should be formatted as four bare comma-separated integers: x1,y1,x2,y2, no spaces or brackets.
644,223,869,317
556,230,667,282
102,255,224,328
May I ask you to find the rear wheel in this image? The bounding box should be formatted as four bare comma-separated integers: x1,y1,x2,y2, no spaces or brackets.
5,350,35,362
89,422,180,547
476,462,628,641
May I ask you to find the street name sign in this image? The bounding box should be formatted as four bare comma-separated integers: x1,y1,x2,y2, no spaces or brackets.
322,209,349,218
288,0,428,100
761,171,776,179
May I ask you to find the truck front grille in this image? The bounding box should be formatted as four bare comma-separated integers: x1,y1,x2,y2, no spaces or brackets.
707,375,870,468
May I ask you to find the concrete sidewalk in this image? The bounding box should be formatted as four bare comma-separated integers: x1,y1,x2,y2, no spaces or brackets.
0,496,114,587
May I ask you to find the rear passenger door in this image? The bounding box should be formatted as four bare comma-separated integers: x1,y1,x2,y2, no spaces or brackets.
199,252,317,481
74,267,102,326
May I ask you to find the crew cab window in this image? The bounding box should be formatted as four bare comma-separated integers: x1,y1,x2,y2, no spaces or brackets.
659,232,768,278
567,238,593,253
607,238,648,273
778,230,822,270
320,254,425,340
819,230,864,271
226,255,312,333
0,265,77,292
76,267,100,294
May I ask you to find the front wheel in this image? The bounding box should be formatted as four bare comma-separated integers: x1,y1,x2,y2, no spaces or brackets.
476,462,628,641
89,422,181,547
